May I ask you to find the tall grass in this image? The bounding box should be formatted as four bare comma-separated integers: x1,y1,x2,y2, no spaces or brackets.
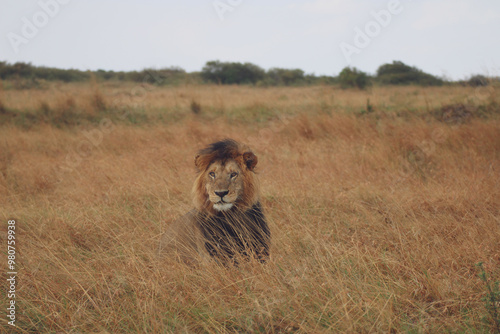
0,82,499,332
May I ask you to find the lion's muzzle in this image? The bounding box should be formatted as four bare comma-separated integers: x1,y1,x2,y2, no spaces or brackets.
212,190,233,211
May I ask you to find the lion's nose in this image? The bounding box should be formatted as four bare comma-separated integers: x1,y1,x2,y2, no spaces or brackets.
215,190,229,198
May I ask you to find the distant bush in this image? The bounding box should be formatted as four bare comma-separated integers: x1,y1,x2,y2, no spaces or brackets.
467,75,489,87
338,67,371,89
433,103,474,124
0,62,193,85
267,68,305,86
125,67,188,85
201,60,265,85
0,61,89,83
376,61,443,86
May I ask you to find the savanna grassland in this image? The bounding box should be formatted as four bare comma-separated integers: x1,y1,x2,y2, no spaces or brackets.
1,81,499,333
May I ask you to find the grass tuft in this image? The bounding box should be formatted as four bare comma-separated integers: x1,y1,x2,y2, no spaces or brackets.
91,89,107,113
477,263,500,332
190,99,202,114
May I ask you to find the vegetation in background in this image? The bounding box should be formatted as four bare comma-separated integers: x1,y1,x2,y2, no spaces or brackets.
263,68,305,86
338,66,371,89
201,60,266,85
1,60,498,89
376,60,444,86
0,61,191,87
467,74,490,87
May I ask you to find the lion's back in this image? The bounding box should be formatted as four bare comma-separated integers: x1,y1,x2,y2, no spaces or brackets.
158,209,207,263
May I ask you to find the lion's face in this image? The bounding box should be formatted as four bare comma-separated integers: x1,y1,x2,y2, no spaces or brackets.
205,159,243,211
192,139,259,215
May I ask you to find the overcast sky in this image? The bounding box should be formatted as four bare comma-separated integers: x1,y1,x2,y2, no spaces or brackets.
1,0,499,80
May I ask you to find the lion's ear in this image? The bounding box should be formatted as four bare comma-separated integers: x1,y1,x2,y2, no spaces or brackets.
194,154,203,171
243,152,258,171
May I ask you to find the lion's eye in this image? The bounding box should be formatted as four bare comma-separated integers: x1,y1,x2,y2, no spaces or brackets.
230,172,238,179
209,172,215,178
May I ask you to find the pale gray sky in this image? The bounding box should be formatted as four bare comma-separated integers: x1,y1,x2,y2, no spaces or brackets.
1,0,499,80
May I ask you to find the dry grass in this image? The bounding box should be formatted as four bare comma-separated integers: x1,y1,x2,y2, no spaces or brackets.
0,82,499,332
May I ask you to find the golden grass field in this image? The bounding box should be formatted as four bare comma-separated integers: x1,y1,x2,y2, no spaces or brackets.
1,81,499,332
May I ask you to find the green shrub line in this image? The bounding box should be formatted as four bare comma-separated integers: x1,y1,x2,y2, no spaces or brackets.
1,60,498,88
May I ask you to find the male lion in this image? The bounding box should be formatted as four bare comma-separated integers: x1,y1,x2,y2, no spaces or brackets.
159,139,270,265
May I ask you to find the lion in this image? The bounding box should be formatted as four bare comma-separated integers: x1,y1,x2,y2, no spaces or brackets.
158,139,270,265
